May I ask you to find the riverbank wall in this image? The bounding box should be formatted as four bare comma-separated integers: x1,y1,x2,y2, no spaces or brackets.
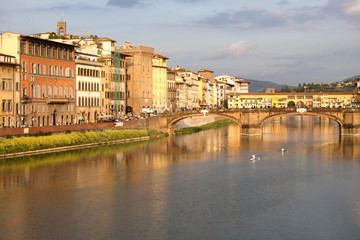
0,120,140,137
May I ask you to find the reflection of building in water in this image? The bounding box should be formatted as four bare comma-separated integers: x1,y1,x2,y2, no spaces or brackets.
316,136,360,161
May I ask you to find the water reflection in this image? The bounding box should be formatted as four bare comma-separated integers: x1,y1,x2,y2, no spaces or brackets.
0,116,360,240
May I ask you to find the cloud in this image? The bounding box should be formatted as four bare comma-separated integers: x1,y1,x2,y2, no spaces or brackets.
107,0,147,8
323,0,360,28
199,6,322,29
214,40,257,59
181,0,359,30
344,0,360,17
277,0,289,5
324,0,360,18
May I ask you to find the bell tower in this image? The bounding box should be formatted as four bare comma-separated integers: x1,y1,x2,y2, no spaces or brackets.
57,13,66,36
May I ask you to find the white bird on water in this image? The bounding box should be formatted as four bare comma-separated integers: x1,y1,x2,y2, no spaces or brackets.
250,155,256,161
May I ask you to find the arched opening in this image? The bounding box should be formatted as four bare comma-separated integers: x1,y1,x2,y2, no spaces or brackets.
260,112,343,136
296,101,305,107
94,111,98,123
287,101,295,108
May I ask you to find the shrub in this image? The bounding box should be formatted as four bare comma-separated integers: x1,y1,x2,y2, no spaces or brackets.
0,129,154,155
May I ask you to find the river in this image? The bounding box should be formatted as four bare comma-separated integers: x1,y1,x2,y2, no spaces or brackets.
0,115,360,240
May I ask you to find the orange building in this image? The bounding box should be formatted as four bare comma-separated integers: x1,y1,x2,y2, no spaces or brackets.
0,32,76,126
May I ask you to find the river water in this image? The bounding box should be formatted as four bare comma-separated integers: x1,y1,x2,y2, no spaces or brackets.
1,116,360,240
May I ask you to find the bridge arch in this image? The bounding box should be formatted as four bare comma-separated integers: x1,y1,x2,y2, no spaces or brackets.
167,112,241,132
259,112,344,129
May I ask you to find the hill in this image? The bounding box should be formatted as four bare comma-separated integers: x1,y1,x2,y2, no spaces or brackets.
245,79,291,93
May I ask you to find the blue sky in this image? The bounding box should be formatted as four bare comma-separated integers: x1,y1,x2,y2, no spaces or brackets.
1,0,359,85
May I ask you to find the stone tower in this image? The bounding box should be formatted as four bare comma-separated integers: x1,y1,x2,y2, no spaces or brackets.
57,14,66,36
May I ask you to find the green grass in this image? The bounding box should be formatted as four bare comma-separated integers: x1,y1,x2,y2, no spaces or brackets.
0,129,158,155
174,119,235,135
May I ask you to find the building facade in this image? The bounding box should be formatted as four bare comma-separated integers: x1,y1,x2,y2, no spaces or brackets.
167,70,177,112
75,52,102,123
0,32,76,127
118,42,154,115
0,54,20,127
152,54,168,113
228,92,357,109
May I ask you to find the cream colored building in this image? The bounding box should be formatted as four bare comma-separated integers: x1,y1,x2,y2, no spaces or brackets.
152,54,168,113
167,70,177,112
75,52,102,123
0,54,20,127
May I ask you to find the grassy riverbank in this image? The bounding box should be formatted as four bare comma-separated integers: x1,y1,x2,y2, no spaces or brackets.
0,129,164,155
174,119,235,135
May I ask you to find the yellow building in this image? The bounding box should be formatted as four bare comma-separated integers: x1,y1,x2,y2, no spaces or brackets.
228,92,357,109
152,54,168,112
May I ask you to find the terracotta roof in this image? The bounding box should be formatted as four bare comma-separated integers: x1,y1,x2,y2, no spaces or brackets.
0,53,16,57
97,37,116,42
154,54,169,59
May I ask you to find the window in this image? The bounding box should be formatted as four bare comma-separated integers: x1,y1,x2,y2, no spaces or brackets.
22,88,27,97
2,101,6,112
59,86,63,98
53,46,57,58
54,85,58,98
48,85,52,97
65,86,68,98
63,48,67,59
20,40,26,53
47,45,51,57
35,43,40,55
42,84,47,97
22,62,27,72
58,47,62,59
70,87,73,98
29,42,34,55
36,85,40,98
41,44,46,56
69,50,73,60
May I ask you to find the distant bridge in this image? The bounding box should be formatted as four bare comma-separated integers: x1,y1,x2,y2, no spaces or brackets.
143,108,360,135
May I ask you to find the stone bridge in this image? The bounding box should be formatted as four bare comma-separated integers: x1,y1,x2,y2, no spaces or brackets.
142,108,360,135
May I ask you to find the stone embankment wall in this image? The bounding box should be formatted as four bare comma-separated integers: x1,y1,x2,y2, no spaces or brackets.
174,116,223,130
0,120,141,137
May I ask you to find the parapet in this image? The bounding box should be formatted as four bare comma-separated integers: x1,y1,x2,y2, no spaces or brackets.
117,41,154,54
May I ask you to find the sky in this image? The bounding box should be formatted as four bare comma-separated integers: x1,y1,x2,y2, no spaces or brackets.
1,0,360,85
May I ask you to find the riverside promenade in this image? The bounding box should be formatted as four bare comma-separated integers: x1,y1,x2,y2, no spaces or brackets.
0,120,140,137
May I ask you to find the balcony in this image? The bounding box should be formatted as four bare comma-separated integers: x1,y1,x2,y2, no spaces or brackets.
21,96,32,103
47,97,73,104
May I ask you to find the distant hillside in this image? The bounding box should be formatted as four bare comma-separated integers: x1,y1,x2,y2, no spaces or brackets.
245,79,291,93
341,75,360,83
